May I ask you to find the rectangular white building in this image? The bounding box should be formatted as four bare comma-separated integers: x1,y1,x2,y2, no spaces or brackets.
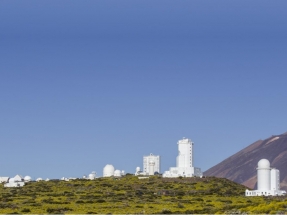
143,153,160,175
270,168,280,191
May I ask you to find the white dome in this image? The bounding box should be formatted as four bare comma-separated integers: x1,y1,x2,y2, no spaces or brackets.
36,178,43,182
114,170,121,177
24,176,32,182
9,178,15,183
258,159,270,168
45,178,50,181
136,167,141,172
88,173,95,180
103,164,115,177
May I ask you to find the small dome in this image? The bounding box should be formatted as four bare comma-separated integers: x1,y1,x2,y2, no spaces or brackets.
114,170,121,177
88,173,95,180
24,176,32,182
36,178,43,182
258,159,270,168
136,167,141,172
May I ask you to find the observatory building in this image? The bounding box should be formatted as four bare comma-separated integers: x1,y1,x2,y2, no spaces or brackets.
4,175,26,188
103,164,124,177
163,138,202,178
245,159,286,196
143,153,160,175
88,171,97,180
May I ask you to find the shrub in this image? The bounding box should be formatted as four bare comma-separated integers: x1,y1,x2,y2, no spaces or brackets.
21,208,31,213
161,209,172,214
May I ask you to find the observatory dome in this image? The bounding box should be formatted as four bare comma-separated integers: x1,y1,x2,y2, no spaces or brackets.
88,172,96,180
114,170,121,177
136,167,141,172
258,159,270,169
36,178,43,182
24,176,32,182
103,164,115,177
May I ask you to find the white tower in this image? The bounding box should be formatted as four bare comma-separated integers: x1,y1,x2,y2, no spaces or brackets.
176,138,193,168
246,159,286,196
143,153,160,174
163,137,202,178
257,159,271,191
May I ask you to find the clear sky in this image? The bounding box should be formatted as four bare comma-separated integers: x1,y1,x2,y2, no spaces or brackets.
0,1,287,179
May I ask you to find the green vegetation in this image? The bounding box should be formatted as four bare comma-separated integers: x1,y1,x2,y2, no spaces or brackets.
0,176,287,214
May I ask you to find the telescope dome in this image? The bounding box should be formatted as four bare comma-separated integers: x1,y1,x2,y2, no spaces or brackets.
103,164,115,177
24,176,32,182
258,159,270,168
114,170,121,177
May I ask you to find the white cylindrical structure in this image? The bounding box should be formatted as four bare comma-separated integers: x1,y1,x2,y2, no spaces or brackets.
149,160,155,175
103,164,115,177
257,159,271,190
136,167,140,172
270,168,280,190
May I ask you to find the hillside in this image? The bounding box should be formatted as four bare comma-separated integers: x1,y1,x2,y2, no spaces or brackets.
204,132,287,190
1,176,287,214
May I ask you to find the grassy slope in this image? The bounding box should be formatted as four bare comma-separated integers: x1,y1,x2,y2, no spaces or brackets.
0,176,287,214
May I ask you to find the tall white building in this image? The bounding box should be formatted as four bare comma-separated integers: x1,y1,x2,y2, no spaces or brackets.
245,159,286,196
163,138,202,177
143,153,160,175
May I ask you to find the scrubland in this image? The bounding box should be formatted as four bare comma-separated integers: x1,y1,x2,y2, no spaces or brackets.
0,175,287,214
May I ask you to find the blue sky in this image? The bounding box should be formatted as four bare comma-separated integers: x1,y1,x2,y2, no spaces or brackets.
0,1,287,179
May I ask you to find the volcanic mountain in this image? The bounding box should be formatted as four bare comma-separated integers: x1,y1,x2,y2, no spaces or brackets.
204,132,287,190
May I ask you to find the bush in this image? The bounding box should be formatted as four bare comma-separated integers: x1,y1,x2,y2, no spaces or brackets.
96,199,105,203
161,209,172,214
21,208,31,213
